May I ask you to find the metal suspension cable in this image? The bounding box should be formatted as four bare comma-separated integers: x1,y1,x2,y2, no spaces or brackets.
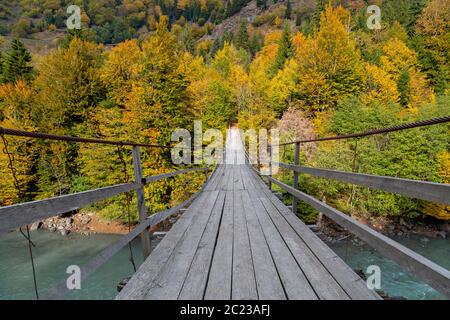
277,116,450,146
0,126,183,149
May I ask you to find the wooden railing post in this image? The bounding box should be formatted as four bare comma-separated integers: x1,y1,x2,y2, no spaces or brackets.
268,145,273,190
132,146,151,259
292,142,300,214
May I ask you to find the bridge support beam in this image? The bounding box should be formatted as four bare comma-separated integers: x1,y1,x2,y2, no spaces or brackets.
132,146,151,259
268,145,272,190
292,142,300,214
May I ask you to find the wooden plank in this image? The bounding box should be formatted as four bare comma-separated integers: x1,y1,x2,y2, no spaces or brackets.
117,191,210,299
144,167,208,184
275,162,450,205
241,190,286,300
232,190,258,300
245,167,349,299
205,165,222,191
258,186,381,300
0,182,139,233
244,175,318,300
226,165,235,190
179,192,226,300
259,196,350,300
204,165,220,191
268,176,450,299
204,191,234,300
132,146,151,259
246,167,374,299
246,166,380,300
218,165,229,191
292,143,300,213
233,165,244,190
46,191,201,300
145,190,220,299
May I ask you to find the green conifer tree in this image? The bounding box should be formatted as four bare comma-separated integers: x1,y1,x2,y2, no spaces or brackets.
285,0,292,19
268,22,292,78
2,38,33,83
398,68,411,107
235,20,249,51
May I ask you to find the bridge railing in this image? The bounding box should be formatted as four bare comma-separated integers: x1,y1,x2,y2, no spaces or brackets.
247,116,450,298
0,127,212,299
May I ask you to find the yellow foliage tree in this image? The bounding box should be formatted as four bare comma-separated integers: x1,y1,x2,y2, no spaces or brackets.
424,151,450,220
0,81,37,204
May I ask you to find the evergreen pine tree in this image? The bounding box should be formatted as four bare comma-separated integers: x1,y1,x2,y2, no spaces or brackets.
295,12,302,27
256,0,267,9
211,37,222,58
312,0,327,30
235,20,249,51
2,38,33,83
269,22,292,78
398,68,411,107
406,0,427,35
0,51,3,84
179,25,195,54
285,0,292,20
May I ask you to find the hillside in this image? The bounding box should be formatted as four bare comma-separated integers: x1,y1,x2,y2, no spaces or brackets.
0,0,317,52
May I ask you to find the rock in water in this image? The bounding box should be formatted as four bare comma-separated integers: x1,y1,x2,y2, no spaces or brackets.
30,221,42,231
117,276,132,292
59,228,70,236
436,231,446,239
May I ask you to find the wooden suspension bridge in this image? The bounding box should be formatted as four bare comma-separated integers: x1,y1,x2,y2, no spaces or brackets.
0,117,449,300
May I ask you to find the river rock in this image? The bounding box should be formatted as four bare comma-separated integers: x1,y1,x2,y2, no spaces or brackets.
64,217,73,227
81,216,91,225
30,221,42,231
59,228,70,236
440,223,450,233
399,218,413,230
436,231,446,239
117,276,132,292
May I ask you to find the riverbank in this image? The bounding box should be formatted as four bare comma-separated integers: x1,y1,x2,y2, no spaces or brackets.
30,209,182,237
316,214,449,244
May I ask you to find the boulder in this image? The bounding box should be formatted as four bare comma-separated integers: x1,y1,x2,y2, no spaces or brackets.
64,217,73,227
117,276,132,292
399,218,413,230
436,231,446,239
30,221,42,231
59,228,70,236
81,216,91,225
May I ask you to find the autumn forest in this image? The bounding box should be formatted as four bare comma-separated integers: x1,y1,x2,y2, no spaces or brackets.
0,0,449,225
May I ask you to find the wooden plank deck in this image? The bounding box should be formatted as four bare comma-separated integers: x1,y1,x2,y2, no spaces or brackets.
117,129,381,300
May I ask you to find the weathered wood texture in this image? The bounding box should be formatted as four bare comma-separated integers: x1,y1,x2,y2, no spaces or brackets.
274,162,450,205
0,167,208,234
267,175,450,299
132,146,151,259
0,182,139,233
118,130,382,300
44,190,202,300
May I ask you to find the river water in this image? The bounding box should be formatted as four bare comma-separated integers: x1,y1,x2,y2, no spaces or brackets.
0,230,448,300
